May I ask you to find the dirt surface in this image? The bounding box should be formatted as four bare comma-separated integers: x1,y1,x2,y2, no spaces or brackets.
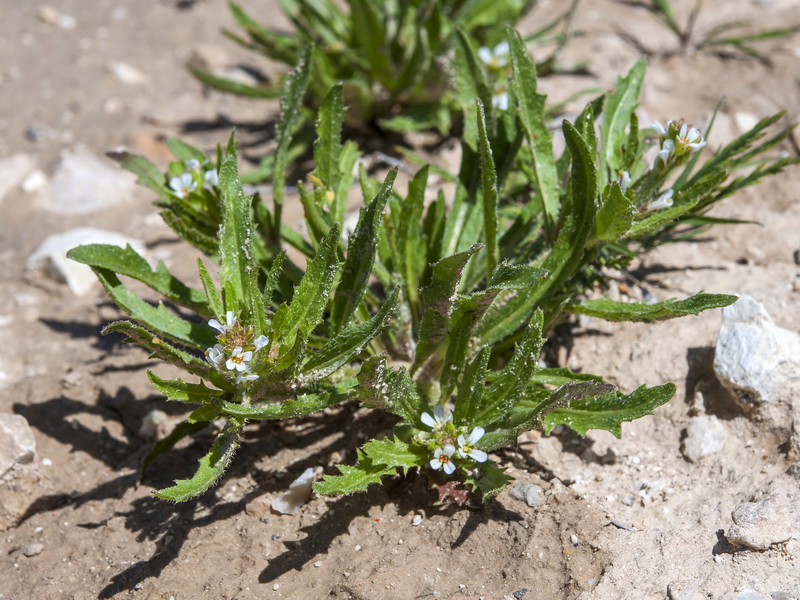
1,0,800,598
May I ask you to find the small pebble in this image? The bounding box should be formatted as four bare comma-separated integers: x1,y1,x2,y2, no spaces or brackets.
668,579,699,600
22,543,43,557
736,590,765,600
272,583,280,591
411,514,423,526
570,534,579,545
354,545,361,551
313,561,322,567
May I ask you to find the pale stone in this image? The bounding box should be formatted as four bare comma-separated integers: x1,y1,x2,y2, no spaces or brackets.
108,61,147,85
37,148,137,214
0,414,36,478
713,295,800,403
682,415,726,462
271,467,317,515
26,228,146,296
727,498,793,550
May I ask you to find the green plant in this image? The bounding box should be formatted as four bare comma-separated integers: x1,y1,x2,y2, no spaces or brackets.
72,30,797,503
193,0,578,137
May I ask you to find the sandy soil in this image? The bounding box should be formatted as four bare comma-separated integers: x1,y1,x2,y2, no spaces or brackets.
1,0,799,598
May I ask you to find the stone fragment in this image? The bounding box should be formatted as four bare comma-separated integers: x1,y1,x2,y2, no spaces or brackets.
668,579,699,600
736,591,766,600
682,415,726,462
713,295,800,403
108,61,147,85
138,409,167,440
26,228,146,296
37,148,137,214
0,414,36,478
21,170,47,193
271,467,317,515
509,482,545,507
0,153,36,206
726,499,793,550
22,542,44,557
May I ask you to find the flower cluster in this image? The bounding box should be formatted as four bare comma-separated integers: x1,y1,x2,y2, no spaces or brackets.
478,41,510,111
651,120,707,169
420,406,488,475
205,311,268,385
168,158,219,199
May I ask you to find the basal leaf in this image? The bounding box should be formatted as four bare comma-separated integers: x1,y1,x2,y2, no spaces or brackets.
600,59,646,173
153,420,242,502
312,83,344,189
304,287,399,379
218,153,254,313
568,292,737,322
68,244,207,314
331,168,398,332
543,383,676,438
476,100,499,281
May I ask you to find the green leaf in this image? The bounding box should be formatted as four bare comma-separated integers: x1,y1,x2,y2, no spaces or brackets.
213,392,345,420
600,59,646,173
385,366,427,425
544,383,676,438
191,68,282,98
345,0,393,89
304,287,399,379
593,183,636,243
507,29,559,225
465,464,513,501
476,100,499,281
147,371,221,404
217,153,254,314
272,44,312,241
312,83,344,189
153,420,242,502
568,292,737,322
68,244,207,314
165,138,207,163
361,437,427,471
331,168,398,332
92,268,216,350
411,244,481,373
453,347,490,425
102,320,209,377
314,457,396,496
106,151,168,195
453,26,493,145
197,258,224,320
474,311,546,427
273,225,340,345
395,165,429,314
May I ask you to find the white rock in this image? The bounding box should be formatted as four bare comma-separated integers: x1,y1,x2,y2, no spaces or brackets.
726,498,794,550
0,153,36,206
37,148,137,214
734,112,759,134
0,414,36,478
713,295,800,403
21,170,48,193
108,61,147,85
271,467,317,515
138,409,167,440
682,415,727,462
26,228,146,296
508,482,545,507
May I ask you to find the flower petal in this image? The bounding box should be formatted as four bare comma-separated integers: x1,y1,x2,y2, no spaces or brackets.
466,427,485,445
421,412,436,428
443,461,456,475
468,448,488,463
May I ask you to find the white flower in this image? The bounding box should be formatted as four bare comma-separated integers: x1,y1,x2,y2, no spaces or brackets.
478,41,510,69
651,120,669,136
206,343,226,368
421,405,452,431
185,159,203,171
169,173,197,198
655,138,675,167
254,335,269,351
209,311,237,335
204,168,219,189
492,88,509,111
235,370,259,384
430,445,457,475
457,427,488,462
619,170,631,193
676,123,706,153
225,346,253,372
647,189,674,211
